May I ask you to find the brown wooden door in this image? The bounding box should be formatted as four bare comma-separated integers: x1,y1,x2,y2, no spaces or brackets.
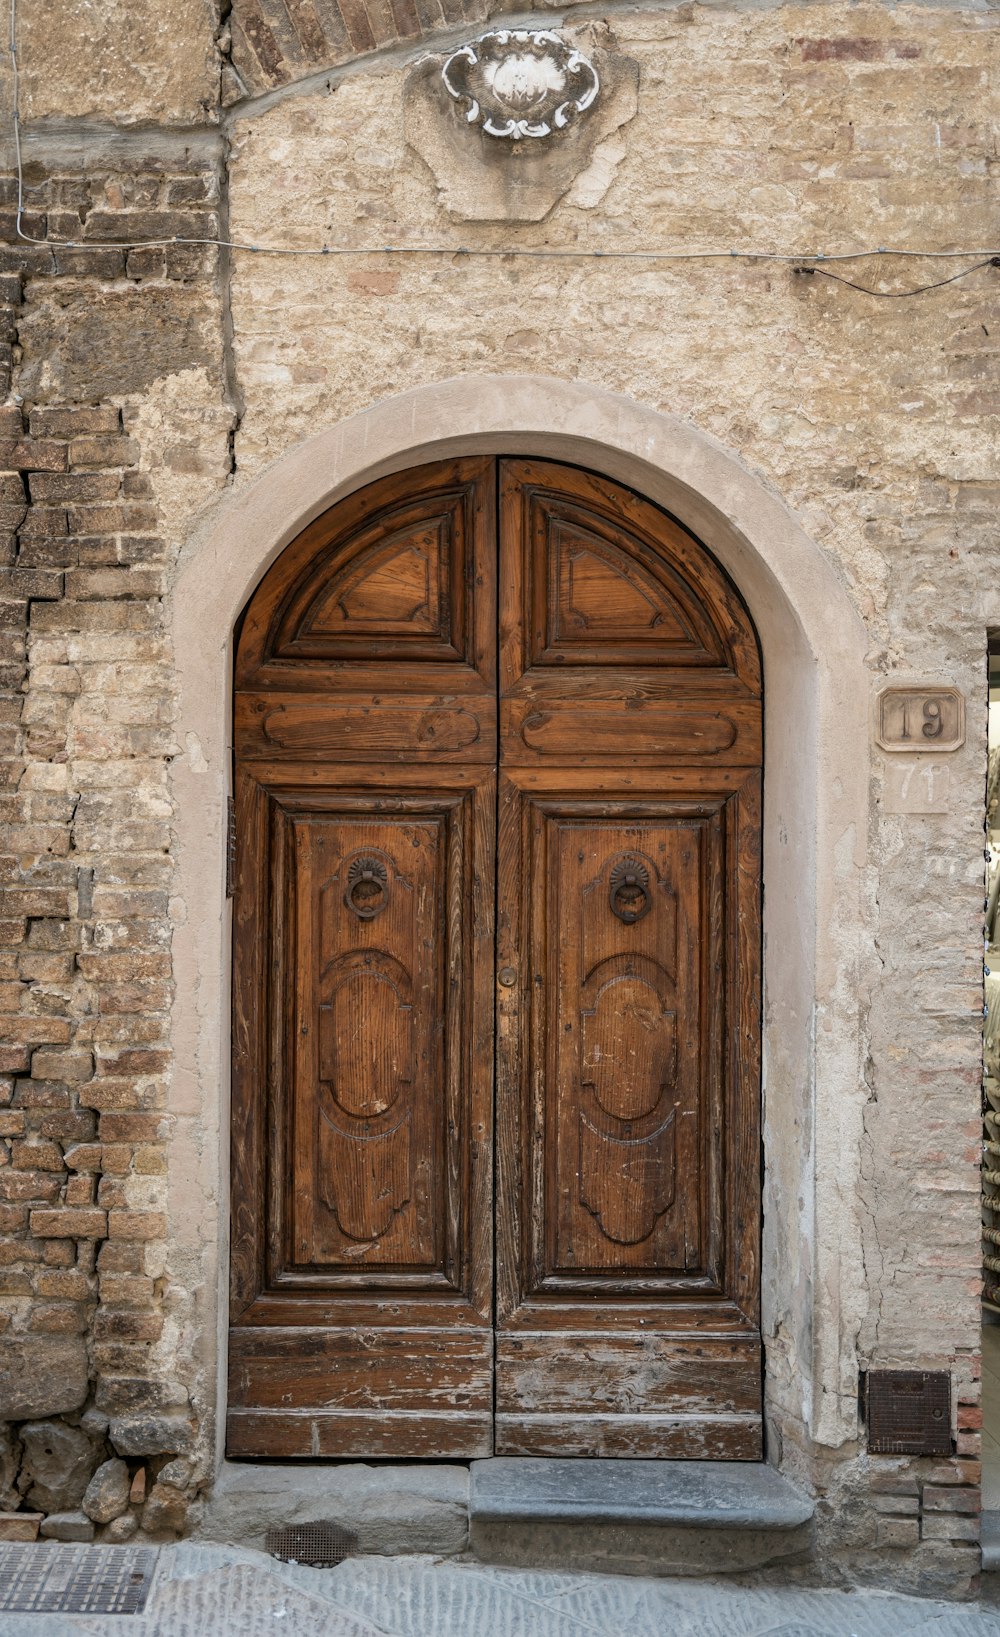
228,457,763,1461
494,461,762,1457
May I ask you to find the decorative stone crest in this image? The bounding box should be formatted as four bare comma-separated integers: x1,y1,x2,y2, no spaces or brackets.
441,30,600,141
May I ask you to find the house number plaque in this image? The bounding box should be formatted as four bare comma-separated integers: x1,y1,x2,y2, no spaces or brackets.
876,686,965,753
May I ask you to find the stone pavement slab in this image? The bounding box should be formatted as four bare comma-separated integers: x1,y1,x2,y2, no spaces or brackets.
4,1545,1000,1636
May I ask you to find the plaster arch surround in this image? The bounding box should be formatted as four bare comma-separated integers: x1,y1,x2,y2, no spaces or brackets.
169,374,872,1479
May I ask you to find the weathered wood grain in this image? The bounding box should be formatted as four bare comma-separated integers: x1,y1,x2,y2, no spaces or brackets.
227,1410,494,1459
493,1414,762,1459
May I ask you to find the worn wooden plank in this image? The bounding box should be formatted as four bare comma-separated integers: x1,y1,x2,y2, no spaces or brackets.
493,1413,762,1460
229,770,269,1323
227,1409,494,1460
237,691,496,763
502,694,761,766
496,1333,762,1415
229,1327,493,1411
727,769,763,1324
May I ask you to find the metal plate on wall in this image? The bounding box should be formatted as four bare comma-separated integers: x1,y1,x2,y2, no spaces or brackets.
866,1368,952,1455
0,1543,157,1614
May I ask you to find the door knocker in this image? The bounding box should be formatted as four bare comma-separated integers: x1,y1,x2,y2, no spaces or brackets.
609,855,651,924
345,856,389,921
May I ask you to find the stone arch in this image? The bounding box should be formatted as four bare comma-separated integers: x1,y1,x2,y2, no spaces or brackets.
169,374,870,1471
228,0,594,97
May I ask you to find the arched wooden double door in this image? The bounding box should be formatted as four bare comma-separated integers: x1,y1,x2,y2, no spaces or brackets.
228,457,763,1461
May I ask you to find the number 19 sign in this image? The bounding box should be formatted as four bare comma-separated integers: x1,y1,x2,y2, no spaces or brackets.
876,686,965,753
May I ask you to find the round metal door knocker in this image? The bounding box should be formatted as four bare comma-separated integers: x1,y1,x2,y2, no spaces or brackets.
609,856,651,924
345,857,389,921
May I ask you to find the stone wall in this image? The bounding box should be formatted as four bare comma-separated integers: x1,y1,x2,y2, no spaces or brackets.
0,0,994,1594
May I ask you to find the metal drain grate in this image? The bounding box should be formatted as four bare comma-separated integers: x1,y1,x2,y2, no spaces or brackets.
0,1543,157,1614
265,1521,358,1566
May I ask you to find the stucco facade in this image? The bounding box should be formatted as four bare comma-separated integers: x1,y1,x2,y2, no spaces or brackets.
0,0,994,1596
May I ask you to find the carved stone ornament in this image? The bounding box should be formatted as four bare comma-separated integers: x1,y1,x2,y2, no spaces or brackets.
441,30,600,141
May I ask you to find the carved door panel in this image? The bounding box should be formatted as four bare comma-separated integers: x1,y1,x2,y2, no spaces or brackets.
495,460,763,1457
228,458,497,1458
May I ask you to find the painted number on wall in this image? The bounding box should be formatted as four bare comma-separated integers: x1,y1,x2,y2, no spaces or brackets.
876,686,965,754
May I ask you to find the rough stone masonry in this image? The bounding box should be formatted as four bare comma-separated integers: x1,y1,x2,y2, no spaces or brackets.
0,0,995,1597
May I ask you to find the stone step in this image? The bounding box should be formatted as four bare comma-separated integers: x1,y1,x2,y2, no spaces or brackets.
468,1457,814,1577
203,1456,815,1579
203,1462,471,1557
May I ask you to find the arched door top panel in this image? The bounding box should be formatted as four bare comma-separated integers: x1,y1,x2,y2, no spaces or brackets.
498,460,760,692
235,457,761,773
236,456,498,682
236,457,760,690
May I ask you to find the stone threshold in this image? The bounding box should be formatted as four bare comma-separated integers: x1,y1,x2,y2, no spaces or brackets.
470,1456,813,1529
203,1457,814,1576
469,1457,813,1574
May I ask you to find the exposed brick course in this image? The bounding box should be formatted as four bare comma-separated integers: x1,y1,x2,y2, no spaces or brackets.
229,0,557,96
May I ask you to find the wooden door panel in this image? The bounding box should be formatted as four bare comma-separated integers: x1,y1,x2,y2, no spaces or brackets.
229,772,495,1455
494,774,761,1457
502,693,761,766
544,809,710,1285
290,807,449,1274
231,455,763,1463
229,772,494,1453
236,456,496,681
498,458,762,691
236,692,493,763
541,521,724,662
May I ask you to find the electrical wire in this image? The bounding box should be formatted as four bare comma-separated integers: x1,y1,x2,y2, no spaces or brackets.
7,0,1000,295
796,258,1000,298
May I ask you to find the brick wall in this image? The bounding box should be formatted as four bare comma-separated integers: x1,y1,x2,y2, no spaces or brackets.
226,0,549,96
0,155,224,1541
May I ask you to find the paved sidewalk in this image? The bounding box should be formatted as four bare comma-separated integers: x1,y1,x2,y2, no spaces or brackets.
5,1545,1000,1636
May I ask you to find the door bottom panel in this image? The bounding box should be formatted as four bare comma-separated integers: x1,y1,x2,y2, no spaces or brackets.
493,1415,762,1460
227,1409,494,1460
228,1325,494,1459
